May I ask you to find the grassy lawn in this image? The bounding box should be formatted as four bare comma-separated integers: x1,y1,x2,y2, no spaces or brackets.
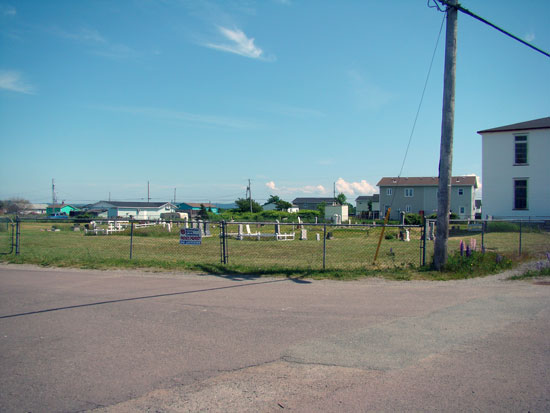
2,221,548,280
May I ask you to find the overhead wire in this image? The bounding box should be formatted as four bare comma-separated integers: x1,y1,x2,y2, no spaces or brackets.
387,11,446,213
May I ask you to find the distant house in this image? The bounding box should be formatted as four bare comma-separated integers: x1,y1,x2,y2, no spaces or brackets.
88,201,177,219
325,204,348,223
355,194,380,219
177,202,219,215
377,176,478,220
46,203,79,216
478,117,550,219
292,197,336,211
26,203,48,215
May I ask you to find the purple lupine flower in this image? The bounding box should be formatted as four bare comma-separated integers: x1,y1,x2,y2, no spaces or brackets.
460,240,464,257
466,245,471,257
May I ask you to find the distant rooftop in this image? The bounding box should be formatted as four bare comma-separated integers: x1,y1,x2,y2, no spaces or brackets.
377,176,478,188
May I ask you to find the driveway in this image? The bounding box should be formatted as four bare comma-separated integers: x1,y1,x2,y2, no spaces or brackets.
0,264,549,412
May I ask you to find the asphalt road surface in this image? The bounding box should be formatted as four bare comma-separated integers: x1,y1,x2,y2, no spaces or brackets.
1,263,549,412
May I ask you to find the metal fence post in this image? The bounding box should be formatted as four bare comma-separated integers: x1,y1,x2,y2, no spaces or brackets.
220,221,228,265
519,221,522,255
323,223,327,270
15,217,20,255
129,221,134,259
481,220,485,253
422,218,427,266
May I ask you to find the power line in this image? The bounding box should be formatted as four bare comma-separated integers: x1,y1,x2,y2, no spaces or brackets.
434,0,550,58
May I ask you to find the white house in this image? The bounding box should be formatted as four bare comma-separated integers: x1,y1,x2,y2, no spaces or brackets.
88,201,177,219
325,204,348,223
478,117,550,219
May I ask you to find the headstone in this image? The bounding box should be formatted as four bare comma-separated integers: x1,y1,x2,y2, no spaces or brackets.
315,217,318,224
404,228,410,242
326,232,333,240
274,220,280,235
300,229,307,240
429,222,435,240
204,221,211,236
184,217,189,229
316,233,321,241
238,224,243,240
297,216,302,229
246,224,252,234
400,211,406,226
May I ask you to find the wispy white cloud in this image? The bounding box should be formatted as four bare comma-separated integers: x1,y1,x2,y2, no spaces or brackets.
1,4,16,16
265,181,327,195
53,27,138,59
100,105,261,129
0,70,34,94
347,69,393,110
335,177,376,196
524,32,536,42
205,26,270,60
260,102,324,118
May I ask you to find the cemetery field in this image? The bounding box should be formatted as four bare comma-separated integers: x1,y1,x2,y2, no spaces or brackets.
2,221,548,278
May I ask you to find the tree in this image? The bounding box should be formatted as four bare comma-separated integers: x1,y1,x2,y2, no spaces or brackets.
199,204,209,220
265,195,281,205
336,193,347,205
317,201,326,217
5,198,30,214
235,198,263,213
275,200,292,211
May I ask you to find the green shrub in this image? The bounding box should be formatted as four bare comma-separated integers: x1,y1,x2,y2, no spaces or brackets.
404,213,422,225
442,250,512,275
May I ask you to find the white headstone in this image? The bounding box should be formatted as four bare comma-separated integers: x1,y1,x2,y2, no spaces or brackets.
316,233,321,241
300,229,307,240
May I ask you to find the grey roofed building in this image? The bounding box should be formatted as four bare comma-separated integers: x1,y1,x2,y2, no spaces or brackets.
355,194,380,219
377,176,478,220
89,201,177,219
292,197,336,211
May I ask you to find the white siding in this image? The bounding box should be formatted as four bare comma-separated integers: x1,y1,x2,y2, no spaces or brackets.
482,128,550,218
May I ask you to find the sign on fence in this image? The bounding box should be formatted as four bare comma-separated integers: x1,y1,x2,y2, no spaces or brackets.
180,228,202,245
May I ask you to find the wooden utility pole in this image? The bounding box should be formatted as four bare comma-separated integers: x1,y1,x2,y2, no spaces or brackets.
434,0,458,270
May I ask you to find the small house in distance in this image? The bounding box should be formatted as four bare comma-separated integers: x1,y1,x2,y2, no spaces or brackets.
89,201,177,219
292,197,336,211
177,202,219,216
478,117,550,219
377,176,478,220
355,194,380,219
46,203,79,216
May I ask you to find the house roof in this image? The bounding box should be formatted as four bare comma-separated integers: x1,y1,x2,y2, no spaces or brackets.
477,117,550,134
179,202,217,208
96,201,173,208
356,194,379,202
292,197,336,204
48,204,78,209
377,176,478,188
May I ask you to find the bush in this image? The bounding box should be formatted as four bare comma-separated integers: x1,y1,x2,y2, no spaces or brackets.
404,213,422,225
443,250,512,275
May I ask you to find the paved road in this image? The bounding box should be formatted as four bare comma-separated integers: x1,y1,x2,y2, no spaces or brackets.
0,264,549,412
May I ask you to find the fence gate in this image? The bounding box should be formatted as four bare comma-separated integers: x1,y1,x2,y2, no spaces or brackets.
0,217,14,255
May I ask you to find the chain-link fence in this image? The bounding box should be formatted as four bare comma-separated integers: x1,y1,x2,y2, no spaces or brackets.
0,217,14,255
6,218,548,271
6,218,425,270
425,219,550,259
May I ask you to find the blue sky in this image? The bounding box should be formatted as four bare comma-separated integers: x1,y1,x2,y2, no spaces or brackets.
1,0,549,205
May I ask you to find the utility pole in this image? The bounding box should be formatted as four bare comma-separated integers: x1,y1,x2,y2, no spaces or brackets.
247,179,253,213
173,188,176,204
51,179,57,205
434,0,458,270
147,181,151,203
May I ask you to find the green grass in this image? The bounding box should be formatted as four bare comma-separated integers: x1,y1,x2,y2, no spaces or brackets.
507,265,550,281
2,221,548,281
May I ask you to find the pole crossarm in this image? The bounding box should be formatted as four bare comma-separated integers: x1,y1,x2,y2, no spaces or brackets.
435,0,550,58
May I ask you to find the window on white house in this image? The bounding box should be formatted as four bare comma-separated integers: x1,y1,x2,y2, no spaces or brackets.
404,188,414,197
458,188,464,195
386,188,393,196
459,206,465,214
514,179,528,210
406,205,412,213
515,135,527,164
